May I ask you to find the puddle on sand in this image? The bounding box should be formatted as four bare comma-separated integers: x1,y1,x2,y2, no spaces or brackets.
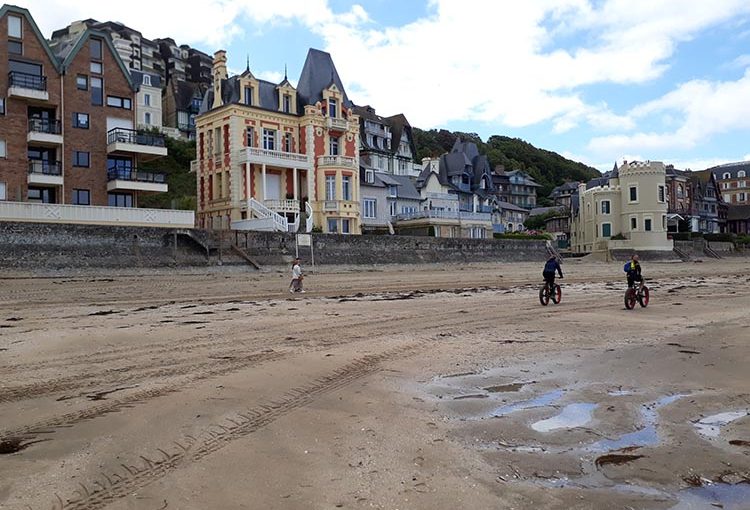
531,403,597,432
484,382,526,393
694,410,749,438
588,394,686,452
671,483,750,510
492,389,564,417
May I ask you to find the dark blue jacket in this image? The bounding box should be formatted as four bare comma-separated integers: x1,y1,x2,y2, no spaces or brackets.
543,258,563,277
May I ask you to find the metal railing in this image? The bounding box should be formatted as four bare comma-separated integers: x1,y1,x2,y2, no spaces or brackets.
107,168,166,183
8,71,47,91
107,128,166,147
318,155,356,168
395,209,492,222
28,161,62,175
28,118,62,135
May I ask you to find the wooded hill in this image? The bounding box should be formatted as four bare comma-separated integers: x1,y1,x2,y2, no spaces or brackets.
412,128,600,206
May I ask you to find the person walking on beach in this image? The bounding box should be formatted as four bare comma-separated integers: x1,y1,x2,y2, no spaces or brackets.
289,257,305,293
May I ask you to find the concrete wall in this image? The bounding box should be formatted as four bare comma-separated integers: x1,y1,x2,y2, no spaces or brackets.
0,222,549,270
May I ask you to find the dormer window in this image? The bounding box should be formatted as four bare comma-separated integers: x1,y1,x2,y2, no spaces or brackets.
143,74,151,86
739,171,747,178
282,94,291,113
244,86,253,106
365,169,374,184
723,172,731,179
328,98,337,118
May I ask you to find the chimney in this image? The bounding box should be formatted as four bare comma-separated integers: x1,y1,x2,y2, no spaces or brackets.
211,50,227,109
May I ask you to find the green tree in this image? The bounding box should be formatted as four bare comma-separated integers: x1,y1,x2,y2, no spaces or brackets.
139,136,197,210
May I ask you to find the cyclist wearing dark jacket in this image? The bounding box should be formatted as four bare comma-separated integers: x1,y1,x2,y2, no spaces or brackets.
542,255,563,290
625,254,643,288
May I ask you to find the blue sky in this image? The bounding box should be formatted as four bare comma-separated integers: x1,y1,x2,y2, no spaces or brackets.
34,0,750,171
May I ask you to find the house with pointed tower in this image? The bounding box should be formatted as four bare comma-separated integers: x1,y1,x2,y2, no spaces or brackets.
193,49,361,233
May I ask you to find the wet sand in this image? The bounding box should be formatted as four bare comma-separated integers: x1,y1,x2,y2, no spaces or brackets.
1,259,749,509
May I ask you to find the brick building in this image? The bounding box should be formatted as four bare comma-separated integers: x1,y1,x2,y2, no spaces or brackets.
0,5,172,217
712,161,750,206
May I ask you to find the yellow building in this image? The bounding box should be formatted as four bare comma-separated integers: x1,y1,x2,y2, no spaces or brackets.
194,49,361,234
571,161,673,254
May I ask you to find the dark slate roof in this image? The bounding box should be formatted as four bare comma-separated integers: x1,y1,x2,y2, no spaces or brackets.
529,206,566,217
728,205,750,221
496,201,530,213
297,48,352,113
174,80,204,110
586,176,610,189
710,161,750,180
549,181,579,196
379,174,401,186
507,170,542,187
389,174,422,200
571,192,580,215
610,162,619,179
130,70,162,88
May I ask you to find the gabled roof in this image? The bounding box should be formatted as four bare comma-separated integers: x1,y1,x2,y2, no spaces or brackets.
550,181,579,196
530,206,566,217
52,28,136,91
496,201,530,213
1,4,62,72
389,174,422,200
297,48,352,113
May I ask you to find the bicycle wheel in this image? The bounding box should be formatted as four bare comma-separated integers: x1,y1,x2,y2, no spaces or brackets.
539,285,549,306
624,288,636,309
638,286,650,307
552,284,562,304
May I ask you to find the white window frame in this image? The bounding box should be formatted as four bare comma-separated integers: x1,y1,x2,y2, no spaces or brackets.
143,74,152,86
0,139,5,158
8,15,22,39
342,175,351,201
628,185,638,203
325,175,336,201
363,198,377,219
739,171,746,178
365,169,374,184
144,93,151,106
389,200,397,217
630,216,638,231
144,112,151,125
723,172,731,179
262,128,276,151
328,98,337,118
246,127,255,148
329,136,339,156
740,192,747,202
0,181,6,200
658,185,665,203
601,200,611,214
341,218,351,234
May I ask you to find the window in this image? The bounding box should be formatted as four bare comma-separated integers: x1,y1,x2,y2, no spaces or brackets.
325,175,336,201
144,93,151,106
284,132,293,153
0,98,4,115
724,194,731,203
601,200,611,214
91,38,103,60
108,193,133,208
244,86,253,106
342,175,351,201
0,182,6,200
722,182,729,189
8,40,22,54
8,15,22,38
144,112,151,125
630,217,637,230
72,189,91,205
213,127,222,156
365,169,374,184
723,172,731,179
142,74,151,86
91,77,103,106
28,187,55,203
389,201,397,217
262,128,275,150
645,218,652,231
658,185,665,202
246,127,254,148
740,193,747,202
76,75,88,90
341,219,351,234
73,112,89,129
739,171,747,178
601,223,612,237
329,136,338,155
677,184,684,198
73,151,90,167
388,185,397,197
107,96,132,109
90,62,102,74
328,98,337,118
629,186,638,202
327,218,338,233
282,94,291,113
363,198,377,219
0,139,6,158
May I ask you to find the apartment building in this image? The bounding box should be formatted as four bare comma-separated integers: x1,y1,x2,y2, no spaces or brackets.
194,48,361,234
0,5,183,227
353,105,417,177
712,161,750,206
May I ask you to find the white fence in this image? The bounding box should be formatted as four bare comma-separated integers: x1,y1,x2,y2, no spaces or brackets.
0,201,195,228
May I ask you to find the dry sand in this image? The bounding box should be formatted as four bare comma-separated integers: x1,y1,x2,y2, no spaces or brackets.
1,258,749,509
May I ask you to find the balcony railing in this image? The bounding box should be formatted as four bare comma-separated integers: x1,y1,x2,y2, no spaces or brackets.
245,147,309,164
265,199,300,213
395,209,492,222
28,161,62,176
318,155,356,169
107,128,166,147
324,201,338,211
327,117,348,131
8,71,47,91
28,118,62,135
108,168,166,183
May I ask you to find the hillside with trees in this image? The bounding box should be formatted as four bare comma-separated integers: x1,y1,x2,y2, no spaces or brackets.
139,136,197,211
412,128,600,206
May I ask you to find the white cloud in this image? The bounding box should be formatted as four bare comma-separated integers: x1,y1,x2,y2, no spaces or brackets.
727,54,750,69
588,69,750,156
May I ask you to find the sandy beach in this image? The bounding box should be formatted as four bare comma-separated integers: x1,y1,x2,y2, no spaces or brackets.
1,258,749,509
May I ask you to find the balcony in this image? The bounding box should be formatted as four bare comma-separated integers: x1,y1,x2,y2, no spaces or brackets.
27,119,63,146
237,147,312,170
8,72,49,101
265,199,300,214
107,168,168,193
28,161,63,186
107,128,168,159
324,201,338,211
395,209,492,223
318,155,356,169
326,117,348,131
